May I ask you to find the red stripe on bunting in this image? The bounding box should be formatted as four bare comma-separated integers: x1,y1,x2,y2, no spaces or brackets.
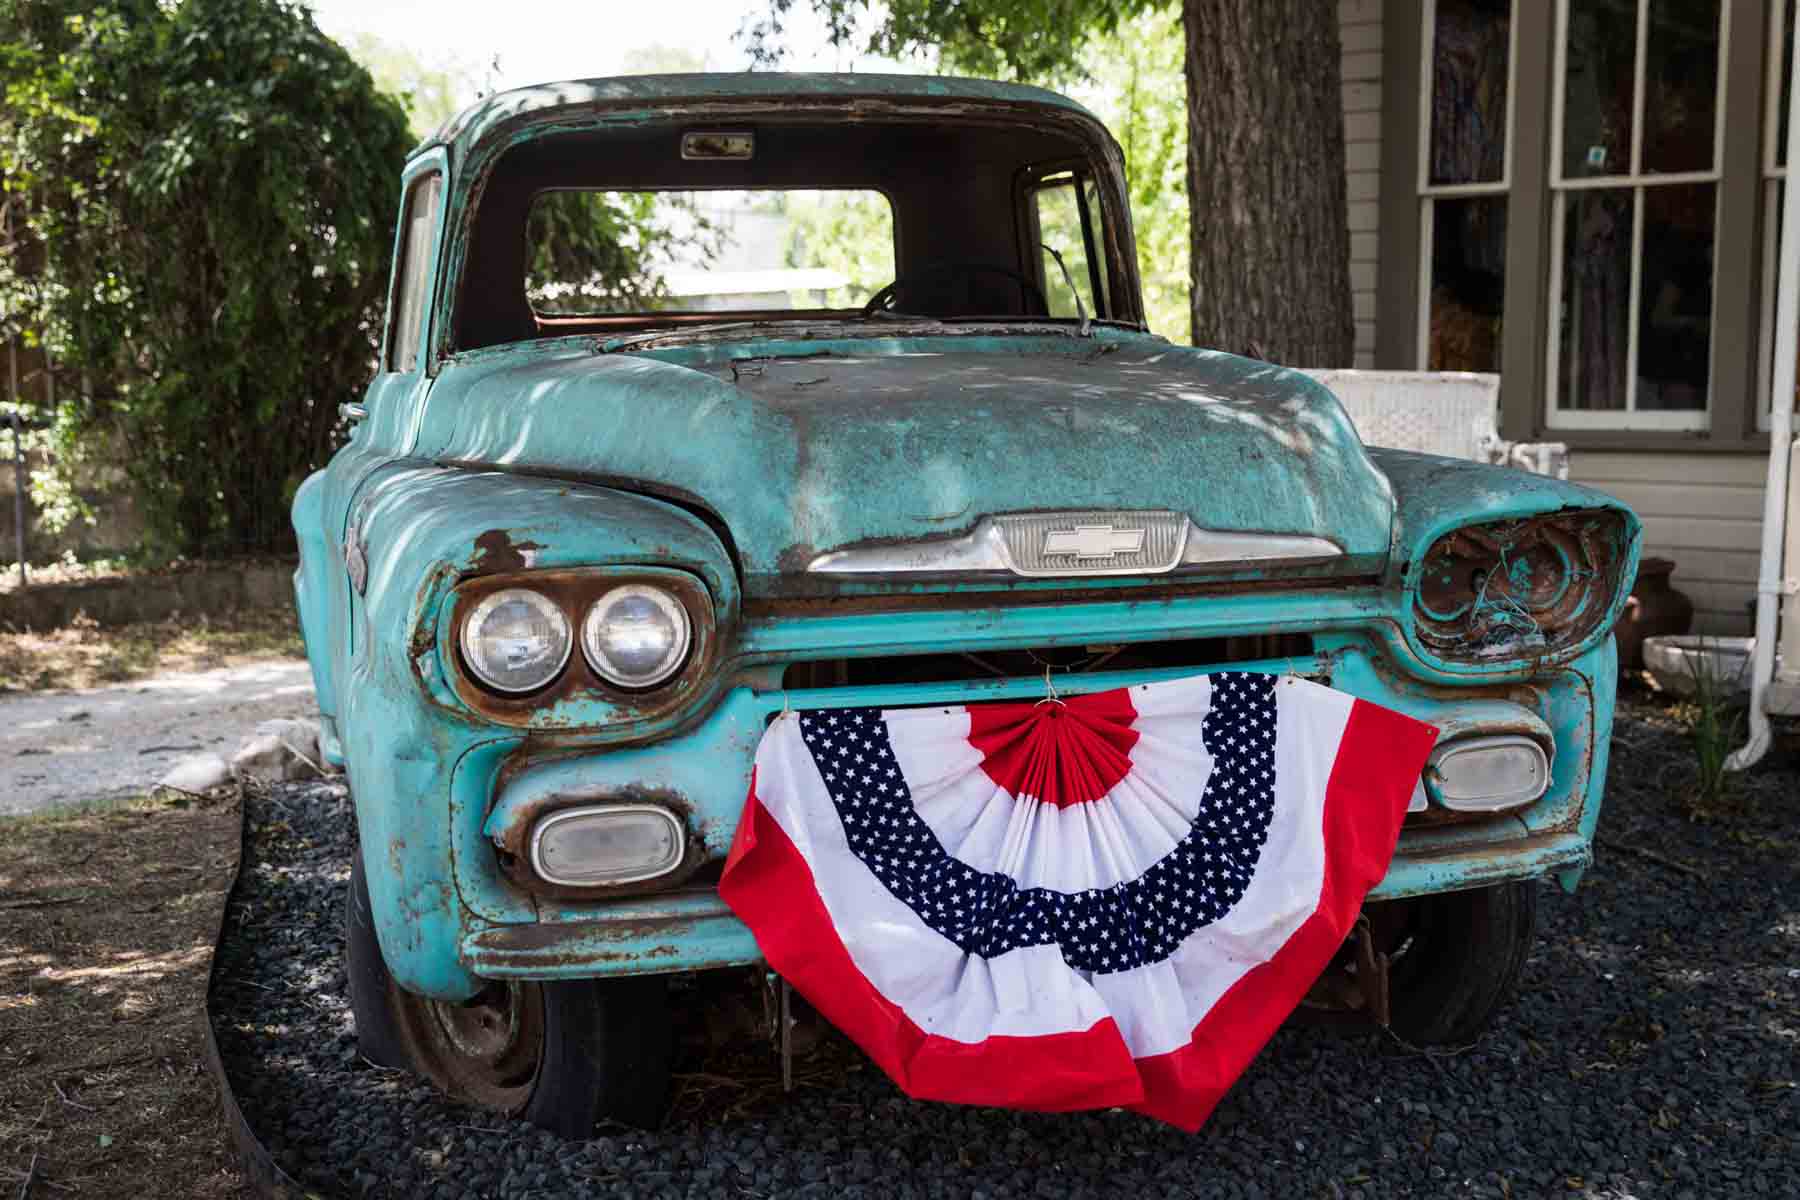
965,687,1140,808
721,768,1148,1113
1126,698,1436,1131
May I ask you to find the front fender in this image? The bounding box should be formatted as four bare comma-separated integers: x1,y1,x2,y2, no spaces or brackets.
342,463,736,997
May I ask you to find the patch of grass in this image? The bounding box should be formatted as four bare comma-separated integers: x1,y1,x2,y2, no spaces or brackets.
1681,637,1748,818
0,606,303,693
0,790,245,1197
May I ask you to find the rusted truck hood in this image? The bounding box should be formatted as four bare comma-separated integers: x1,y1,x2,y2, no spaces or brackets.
413,332,1394,595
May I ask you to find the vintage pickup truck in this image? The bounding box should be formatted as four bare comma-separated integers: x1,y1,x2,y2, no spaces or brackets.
294,73,1640,1135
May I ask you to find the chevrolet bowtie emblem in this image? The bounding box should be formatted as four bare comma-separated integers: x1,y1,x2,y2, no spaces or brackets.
1042,524,1147,560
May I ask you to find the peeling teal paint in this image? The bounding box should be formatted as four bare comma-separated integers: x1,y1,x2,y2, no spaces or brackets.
410,332,1396,590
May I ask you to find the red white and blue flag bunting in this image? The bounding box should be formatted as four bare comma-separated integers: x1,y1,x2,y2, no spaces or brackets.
720,672,1438,1130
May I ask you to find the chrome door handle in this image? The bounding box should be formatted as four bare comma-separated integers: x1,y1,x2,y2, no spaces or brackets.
340,402,368,422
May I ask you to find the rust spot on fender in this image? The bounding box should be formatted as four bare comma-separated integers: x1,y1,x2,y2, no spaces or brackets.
471,528,545,575
775,542,817,575
463,915,710,973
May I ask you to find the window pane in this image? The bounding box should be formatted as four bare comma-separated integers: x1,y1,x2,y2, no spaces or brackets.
1562,0,1637,179
1642,0,1719,174
1036,179,1097,319
1636,183,1714,410
387,173,442,373
1426,196,1507,371
525,189,894,314
1556,188,1633,410
1428,0,1511,186
1081,174,1112,314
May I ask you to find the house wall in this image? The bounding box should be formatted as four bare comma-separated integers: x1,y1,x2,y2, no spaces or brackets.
1342,0,1383,369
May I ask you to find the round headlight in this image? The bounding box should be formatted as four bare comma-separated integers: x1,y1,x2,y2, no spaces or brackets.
582,584,692,688
458,588,572,694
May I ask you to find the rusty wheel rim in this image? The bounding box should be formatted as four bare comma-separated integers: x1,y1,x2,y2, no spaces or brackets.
397,980,545,1113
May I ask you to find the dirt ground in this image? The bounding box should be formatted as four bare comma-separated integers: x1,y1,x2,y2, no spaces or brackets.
0,793,247,1199
0,607,303,694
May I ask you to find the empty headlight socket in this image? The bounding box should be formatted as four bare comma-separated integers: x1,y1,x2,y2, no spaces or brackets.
1410,510,1632,665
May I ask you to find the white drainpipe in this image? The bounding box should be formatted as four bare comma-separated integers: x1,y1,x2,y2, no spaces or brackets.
1728,6,1800,772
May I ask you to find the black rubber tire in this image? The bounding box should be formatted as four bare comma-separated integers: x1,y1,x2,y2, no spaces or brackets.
343,850,672,1135
344,850,413,1070
524,975,671,1136
1385,880,1537,1047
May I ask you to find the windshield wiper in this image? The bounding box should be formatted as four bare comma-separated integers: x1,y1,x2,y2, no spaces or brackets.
1039,243,1092,338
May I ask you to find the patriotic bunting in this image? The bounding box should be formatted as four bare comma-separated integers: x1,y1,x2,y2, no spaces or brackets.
719,672,1438,1130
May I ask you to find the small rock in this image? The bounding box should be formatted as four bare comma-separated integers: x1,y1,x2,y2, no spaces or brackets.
231,718,325,782
157,752,234,795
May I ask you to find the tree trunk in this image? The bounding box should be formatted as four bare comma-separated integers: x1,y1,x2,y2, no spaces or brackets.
1182,0,1354,366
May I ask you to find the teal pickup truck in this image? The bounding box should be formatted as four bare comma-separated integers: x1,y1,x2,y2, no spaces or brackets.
294,73,1640,1136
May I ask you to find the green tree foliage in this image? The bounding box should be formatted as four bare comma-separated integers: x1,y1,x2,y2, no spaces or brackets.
745,0,1148,82
342,33,474,138
1,0,414,555
1070,8,1187,339
778,189,896,308
524,190,722,315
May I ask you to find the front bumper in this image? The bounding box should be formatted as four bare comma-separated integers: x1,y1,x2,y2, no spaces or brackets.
439,630,1615,989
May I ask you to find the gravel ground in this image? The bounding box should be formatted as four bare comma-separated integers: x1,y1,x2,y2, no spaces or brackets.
211,693,1800,1199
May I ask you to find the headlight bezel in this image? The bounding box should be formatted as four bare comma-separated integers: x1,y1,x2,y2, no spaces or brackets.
1406,509,1638,671
443,566,717,722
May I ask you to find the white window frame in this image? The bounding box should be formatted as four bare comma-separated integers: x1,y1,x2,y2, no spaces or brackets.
1415,0,1519,369
1544,0,1730,431
1758,0,1792,432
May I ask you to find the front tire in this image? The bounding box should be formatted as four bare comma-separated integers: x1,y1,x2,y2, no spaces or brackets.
1384,880,1537,1046
344,851,671,1135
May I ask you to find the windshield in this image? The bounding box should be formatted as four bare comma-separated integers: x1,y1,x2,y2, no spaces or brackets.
449,111,1141,351
526,189,897,316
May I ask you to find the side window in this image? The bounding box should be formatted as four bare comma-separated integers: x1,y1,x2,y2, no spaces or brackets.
387,172,443,373
1030,171,1109,320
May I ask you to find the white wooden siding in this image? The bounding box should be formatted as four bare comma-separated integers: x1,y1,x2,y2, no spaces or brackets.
1341,0,1383,368
1569,452,1767,635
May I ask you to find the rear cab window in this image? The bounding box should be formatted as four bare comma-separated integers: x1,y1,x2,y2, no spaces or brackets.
526,189,896,317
